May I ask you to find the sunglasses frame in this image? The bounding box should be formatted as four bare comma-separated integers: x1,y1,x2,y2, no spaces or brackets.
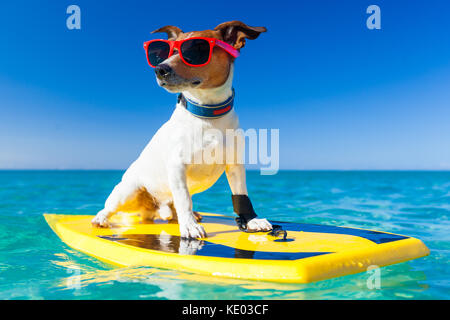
143,37,240,68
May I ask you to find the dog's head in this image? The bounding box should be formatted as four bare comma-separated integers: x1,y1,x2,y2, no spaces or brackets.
149,21,266,93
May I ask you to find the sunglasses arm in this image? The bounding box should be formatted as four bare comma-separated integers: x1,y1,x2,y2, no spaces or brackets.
215,39,240,58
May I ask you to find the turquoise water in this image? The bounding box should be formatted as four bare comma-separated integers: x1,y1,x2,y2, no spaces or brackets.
0,170,448,300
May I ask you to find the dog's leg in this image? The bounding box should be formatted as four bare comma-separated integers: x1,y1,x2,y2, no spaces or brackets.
91,180,139,228
168,163,206,239
166,202,202,222
225,164,272,231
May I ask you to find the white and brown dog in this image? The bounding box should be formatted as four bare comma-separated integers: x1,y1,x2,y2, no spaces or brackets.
92,21,272,238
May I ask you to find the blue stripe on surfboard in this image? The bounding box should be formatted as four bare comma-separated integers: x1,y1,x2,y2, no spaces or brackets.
202,215,408,245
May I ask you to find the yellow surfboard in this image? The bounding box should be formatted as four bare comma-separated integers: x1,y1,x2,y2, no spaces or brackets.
44,212,429,283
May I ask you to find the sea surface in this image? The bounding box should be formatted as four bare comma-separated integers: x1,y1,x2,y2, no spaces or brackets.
0,170,448,300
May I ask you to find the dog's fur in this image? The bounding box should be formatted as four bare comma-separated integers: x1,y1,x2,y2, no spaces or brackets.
92,21,272,238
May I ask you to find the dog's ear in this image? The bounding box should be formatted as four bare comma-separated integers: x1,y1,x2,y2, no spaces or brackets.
214,21,266,50
151,25,183,40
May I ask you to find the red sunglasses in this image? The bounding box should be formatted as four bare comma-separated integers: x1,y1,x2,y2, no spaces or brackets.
143,37,240,68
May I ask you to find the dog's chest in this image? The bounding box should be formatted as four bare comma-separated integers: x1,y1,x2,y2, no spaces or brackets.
172,107,239,193
185,163,225,194
173,106,239,157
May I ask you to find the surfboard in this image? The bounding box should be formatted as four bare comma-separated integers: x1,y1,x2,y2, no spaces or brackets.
44,212,429,283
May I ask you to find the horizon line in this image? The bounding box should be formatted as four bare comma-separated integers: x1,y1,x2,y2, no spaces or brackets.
1,168,450,172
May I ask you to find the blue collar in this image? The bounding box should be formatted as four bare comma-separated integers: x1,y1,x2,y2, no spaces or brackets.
178,89,234,119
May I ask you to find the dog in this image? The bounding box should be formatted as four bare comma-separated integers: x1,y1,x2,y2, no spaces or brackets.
92,21,272,239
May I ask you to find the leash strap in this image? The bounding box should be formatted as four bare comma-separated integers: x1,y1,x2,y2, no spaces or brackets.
232,195,288,240
268,225,288,241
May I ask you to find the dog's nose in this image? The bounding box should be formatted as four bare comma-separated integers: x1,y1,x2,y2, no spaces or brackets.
155,64,173,78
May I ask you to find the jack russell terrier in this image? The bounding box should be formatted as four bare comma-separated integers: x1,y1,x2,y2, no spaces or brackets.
92,20,272,239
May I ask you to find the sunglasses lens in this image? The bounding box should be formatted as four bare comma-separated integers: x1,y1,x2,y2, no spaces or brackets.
147,41,170,66
180,39,211,65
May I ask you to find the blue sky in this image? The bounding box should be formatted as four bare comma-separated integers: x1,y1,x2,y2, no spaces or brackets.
0,0,449,170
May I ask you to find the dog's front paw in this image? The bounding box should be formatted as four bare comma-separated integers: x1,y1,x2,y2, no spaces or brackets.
179,218,207,239
246,218,272,232
91,212,111,228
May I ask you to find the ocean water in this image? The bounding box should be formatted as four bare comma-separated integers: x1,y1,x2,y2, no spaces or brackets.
0,170,448,300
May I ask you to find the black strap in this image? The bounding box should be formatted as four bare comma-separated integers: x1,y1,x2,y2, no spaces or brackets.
268,224,288,241
232,195,288,240
232,195,257,232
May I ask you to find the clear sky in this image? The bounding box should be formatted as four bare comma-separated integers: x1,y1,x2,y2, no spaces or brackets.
1,0,449,170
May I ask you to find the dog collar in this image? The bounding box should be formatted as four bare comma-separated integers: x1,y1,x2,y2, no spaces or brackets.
178,89,234,119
